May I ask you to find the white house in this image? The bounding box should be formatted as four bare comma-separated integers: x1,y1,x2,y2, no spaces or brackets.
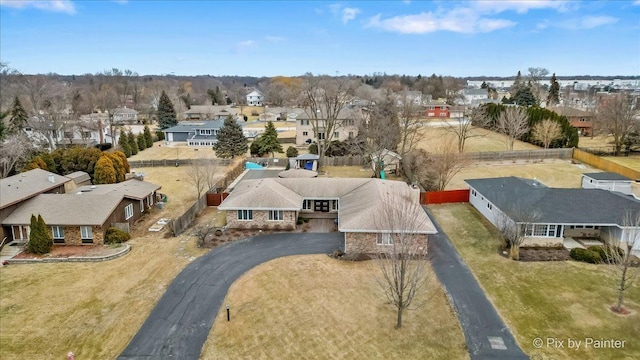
295,107,361,146
112,107,139,124
246,90,263,106
582,172,634,196
466,176,640,255
458,88,489,107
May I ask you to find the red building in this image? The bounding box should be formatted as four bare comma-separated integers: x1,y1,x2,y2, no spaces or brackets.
425,102,450,118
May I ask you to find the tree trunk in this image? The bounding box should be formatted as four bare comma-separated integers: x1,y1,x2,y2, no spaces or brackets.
396,307,403,329
510,245,519,261
616,266,628,312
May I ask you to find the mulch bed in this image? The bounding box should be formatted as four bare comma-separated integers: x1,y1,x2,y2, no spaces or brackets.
12,245,123,260
518,247,571,262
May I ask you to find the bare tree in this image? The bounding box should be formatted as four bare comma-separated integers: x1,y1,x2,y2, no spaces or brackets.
446,116,479,153
494,208,540,261
185,162,207,198
606,212,640,314
596,94,639,155
203,161,219,192
374,193,434,329
398,88,424,157
358,92,401,177
495,106,529,151
527,67,549,105
403,139,467,191
531,119,562,149
299,74,357,163
0,133,34,178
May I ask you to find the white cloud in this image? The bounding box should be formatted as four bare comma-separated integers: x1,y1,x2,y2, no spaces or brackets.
565,15,618,30
235,40,255,51
329,3,361,24
633,0,640,6
366,8,515,34
472,0,573,14
0,0,76,14
265,35,285,43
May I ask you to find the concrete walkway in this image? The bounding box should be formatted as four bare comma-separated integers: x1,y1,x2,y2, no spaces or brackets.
425,207,529,360
119,233,343,360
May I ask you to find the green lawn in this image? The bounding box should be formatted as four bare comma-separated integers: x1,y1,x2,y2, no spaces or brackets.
429,204,640,360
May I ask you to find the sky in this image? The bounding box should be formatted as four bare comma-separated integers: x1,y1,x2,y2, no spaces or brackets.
1,0,639,77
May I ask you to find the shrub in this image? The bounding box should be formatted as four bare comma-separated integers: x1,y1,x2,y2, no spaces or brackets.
308,143,318,155
27,215,53,254
570,248,602,264
589,245,624,264
286,146,299,158
297,217,304,225
105,227,131,244
155,130,165,141
95,143,113,151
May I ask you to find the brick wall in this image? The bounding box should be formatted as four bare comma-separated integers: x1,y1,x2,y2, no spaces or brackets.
345,232,428,254
60,225,104,245
226,210,297,230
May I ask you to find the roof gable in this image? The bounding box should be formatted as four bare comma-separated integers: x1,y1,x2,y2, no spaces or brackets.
1,169,72,209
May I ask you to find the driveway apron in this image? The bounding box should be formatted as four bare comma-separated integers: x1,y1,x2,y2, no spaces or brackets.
119,232,343,360
425,207,529,360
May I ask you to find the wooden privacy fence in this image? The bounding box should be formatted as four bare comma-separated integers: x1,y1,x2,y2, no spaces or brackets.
206,192,229,206
459,148,573,162
169,195,207,236
573,148,640,180
128,158,232,168
420,189,470,205
319,156,368,167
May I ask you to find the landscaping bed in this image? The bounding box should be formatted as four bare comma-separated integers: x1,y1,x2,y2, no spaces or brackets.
11,244,125,260
518,247,571,262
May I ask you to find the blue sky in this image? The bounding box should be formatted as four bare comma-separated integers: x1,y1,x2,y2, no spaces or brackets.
1,0,639,77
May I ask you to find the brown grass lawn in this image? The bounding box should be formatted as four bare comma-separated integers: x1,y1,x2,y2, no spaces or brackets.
602,155,640,171
447,159,602,189
429,204,640,360
320,166,403,181
129,142,220,161
417,126,540,153
202,255,468,359
578,135,616,150
0,225,209,360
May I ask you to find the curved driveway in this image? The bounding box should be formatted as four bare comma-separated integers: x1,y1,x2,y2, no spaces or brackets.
119,233,343,360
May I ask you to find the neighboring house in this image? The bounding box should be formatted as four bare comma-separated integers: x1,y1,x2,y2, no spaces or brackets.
65,171,92,187
1,179,161,245
112,107,139,124
218,178,436,254
458,88,489,106
547,106,595,136
162,120,226,146
396,91,431,107
425,102,450,119
295,107,361,146
466,176,640,255
258,107,305,122
582,172,634,195
448,106,466,119
246,90,263,106
0,169,72,242
184,105,239,121
24,116,65,150
371,149,402,175
59,120,103,147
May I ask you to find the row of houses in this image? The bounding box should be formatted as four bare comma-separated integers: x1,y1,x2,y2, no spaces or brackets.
0,169,161,246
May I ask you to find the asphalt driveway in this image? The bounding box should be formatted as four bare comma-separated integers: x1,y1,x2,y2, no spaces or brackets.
119,232,343,360
425,207,529,360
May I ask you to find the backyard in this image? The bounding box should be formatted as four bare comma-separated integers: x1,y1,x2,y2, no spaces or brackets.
202,255,468,359
417,126,540,153
429,203,640,360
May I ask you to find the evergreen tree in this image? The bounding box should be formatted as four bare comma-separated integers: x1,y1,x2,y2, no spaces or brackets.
480,81,488,89
512,87,537,107
137,132,147,151
128,131,139,155
512,70,524,93
27,214,52,254
9,96,28,134
213,115,248,158
105,152,127,182
547,73,560,106
0,111,7,140
94,156,117,184
157,91,177,129
143,125,154,148
255,121,283,157
207,86,225,105
286,146,299,158
118,132,132,157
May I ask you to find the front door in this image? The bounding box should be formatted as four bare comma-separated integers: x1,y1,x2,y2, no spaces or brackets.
314,200,330,212
11,225,29,241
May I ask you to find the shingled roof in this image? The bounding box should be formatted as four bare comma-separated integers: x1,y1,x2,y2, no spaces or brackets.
0,169,72,209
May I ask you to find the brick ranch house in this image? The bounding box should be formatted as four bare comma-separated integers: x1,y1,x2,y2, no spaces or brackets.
218,178,437,254
466,176,640,256
2,177,160,246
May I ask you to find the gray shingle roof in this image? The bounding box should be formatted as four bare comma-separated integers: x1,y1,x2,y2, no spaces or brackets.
583,172,631,181
1,169,72,209
163,120,225,133
2,194,123,226
465,176,640,225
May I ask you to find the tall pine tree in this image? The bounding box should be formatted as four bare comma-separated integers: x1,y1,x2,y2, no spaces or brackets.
213,115,248,158
9,96,28,134
255,121,283,158
143,125,154,148
27,214,53,254
128,131,139,155
512,70,524,93
118,131,132,157
547,73,560,106
157,91,177,129
137,132,147,151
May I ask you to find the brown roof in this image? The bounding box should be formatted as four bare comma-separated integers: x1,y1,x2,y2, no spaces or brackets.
219,178,436,234
548,106,594,118
75,179,161,200
1,169,72,209
2,194,123,226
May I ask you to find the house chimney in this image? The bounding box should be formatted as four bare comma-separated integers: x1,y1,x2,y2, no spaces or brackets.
48,174,55,183
409,182,421,203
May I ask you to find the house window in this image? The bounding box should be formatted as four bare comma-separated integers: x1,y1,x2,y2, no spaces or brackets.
428,112,435,117
125,204,134,220
548,225,557,237
523,224,534,236
268,210,284,221
318,132,326,140
302,200,313,210
200,129,212,135
237,210,253,221
332,200,339,211
377,233,393,245
440,106,447,110
80,226,93,244
487,203,493,211
51,226,65,244
301,120,309,126
439,113,447,117
333,131,339,138
348,132,354,138
533,224,548,237
471,189,477,197
302,131,308,136
428,106,435,110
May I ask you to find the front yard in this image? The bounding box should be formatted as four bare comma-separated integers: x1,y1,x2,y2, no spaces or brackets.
429,203,640,360
202,254,468,359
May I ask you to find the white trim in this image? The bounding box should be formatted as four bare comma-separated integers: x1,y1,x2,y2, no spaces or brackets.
125,204,134,220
